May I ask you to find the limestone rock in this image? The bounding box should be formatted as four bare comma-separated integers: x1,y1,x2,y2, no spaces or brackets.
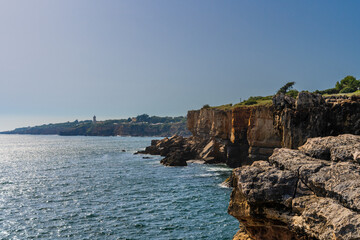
234,161,297,206
330,143,360,163
295,92,324,110
299,134,360,160
232,229,254,240
199,139,226,163
229,134,360,240
160,150,187,166
273,93,295,110
136,135,197,166
187,108,232,140
141,93,359,168
199,140,218,159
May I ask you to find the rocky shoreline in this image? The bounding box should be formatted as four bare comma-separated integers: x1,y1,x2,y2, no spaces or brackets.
229,134,360,239
139,92,360,239
139,92,360,168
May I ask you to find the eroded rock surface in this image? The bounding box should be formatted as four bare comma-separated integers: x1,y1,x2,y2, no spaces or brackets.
229,134,360,240
140,92,360,167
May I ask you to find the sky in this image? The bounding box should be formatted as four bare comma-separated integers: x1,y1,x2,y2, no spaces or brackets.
1,0,360,131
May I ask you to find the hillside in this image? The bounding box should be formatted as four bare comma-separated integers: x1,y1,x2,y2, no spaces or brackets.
1,115,191,137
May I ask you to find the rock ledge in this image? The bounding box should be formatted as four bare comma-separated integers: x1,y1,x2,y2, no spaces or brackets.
228,134,360,240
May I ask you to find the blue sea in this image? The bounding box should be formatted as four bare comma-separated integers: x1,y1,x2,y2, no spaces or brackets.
0,135,238,239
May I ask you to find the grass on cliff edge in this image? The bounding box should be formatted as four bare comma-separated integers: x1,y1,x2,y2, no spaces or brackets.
211,96,273,110
209,90,360,111
324,90,360,97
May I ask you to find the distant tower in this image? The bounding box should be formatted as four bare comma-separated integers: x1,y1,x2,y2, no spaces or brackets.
93,115,97,124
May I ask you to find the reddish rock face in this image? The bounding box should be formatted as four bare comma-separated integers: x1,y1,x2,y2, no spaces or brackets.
187,108,233,140
186,92,360,167
231,107,251,143
144,92,360,167
187,105,282,166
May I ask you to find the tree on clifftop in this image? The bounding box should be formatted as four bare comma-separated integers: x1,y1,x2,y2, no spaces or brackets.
277,82,295,95
136,114,150,123
335,75,360,93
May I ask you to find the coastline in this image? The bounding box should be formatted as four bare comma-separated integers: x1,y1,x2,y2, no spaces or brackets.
140,92,360,239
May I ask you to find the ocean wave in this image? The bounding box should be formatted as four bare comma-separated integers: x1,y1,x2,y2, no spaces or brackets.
206,167,232,172
195,173,220,177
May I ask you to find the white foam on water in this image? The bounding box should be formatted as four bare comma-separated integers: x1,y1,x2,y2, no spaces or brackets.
195,173,220,177
206,167,232,172
218,182,231,189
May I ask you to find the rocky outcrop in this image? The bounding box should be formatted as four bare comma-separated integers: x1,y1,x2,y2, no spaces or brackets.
187,108,233,140
247,106,282,161
142,92,360,167
228,134,360,240
186,105,282,167
137,134,226,166
136,135,198,166
273,92,360,149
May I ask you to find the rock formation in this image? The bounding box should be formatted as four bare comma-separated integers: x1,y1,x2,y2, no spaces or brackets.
228,134,360,240
142,92,360,167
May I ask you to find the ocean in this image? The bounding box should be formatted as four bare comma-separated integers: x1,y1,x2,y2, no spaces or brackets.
0,135,238,239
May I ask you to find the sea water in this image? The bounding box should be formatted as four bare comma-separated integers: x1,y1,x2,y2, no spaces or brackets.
0,135,238,239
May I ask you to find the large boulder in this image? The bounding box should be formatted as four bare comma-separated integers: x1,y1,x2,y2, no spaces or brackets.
295,91,324,110
136,135,200,166
229,134,360,240
160,150,187,166
273,93,295,110
199,139,227,163
299,134,360,160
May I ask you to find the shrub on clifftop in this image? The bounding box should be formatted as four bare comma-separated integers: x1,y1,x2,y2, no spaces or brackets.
277,82,295,95
336,75,360,93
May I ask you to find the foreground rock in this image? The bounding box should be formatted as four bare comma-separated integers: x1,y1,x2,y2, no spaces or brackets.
137,134,227,166
228,134,360,240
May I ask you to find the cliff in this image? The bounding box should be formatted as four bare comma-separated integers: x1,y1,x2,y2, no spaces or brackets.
184,92,360,167
228,134,360,239
138,92,360,238
141,92,360,167
185,105,282,167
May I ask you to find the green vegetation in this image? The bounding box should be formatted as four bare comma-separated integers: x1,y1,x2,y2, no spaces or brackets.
286,89,299,98
277,82,295,95
322,90,360,97
1,115,189,136
134,114,186,124
212,76,360,111
314,75,360,95
212,96,273,110
210,104,234,110
214,82,298,109
336,76,360,93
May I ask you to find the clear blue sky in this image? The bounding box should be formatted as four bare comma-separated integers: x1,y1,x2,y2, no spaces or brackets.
1,0,360,131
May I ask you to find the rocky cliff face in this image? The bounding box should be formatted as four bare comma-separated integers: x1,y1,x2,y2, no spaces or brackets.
228,134,360,240
185,93,360,167
273,93,360,149
186,106,282,167
187,108,233,140
141,92,359,167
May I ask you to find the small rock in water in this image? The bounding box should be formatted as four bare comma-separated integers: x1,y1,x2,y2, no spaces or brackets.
160,150,187,166
220,176,233,188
